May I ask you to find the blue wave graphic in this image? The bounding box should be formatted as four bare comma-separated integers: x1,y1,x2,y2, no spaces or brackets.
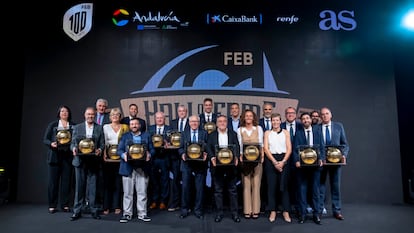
130,45,289,95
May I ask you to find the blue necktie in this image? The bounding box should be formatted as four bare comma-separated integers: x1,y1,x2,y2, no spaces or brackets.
179,120,183,132
289,123,294,141
192,131,197,143
306,130,311,145
266,119,270,130
325,125,331,145
158,128,161,135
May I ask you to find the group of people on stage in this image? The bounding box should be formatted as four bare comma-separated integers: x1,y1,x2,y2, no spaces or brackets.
43,97,349,225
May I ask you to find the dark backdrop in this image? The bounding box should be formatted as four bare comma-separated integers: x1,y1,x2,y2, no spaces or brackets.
18,0,412,205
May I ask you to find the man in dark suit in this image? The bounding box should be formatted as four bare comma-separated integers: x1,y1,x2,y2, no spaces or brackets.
281,106,304,216
319,107,349,221
167,105,189,211
293,112,325,225
206,115,241,223
70,107,105,221
148,111,172,210
120,103,147,132
95,98,110,126
227,103,241,132
178,115,208,219
199,97,218,132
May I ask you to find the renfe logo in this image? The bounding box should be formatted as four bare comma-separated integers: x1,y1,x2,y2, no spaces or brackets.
319,10,357,31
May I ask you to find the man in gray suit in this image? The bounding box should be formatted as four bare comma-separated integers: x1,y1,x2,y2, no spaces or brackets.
70,107,105,221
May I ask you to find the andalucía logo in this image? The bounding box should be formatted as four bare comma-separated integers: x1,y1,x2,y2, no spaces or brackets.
112,9,189,30
63,3,93,41
120,45,299,125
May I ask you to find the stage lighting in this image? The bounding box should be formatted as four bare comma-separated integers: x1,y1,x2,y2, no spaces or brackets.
401,9,414,31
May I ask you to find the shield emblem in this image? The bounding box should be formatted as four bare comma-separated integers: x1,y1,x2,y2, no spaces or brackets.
63,3,93,41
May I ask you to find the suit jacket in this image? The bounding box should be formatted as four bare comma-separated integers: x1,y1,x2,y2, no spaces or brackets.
320,121,349,157
117,131,154,176
281,120,304,137
227,117,240,132
199,112,218,130
259,117,271,131
120,116,147,132
170,118,190,132
293,125,326,163
179,128,209,170
43,120,76,164
206,129,240,173
96,112,110,126
70,122,105,167
148,124,173,156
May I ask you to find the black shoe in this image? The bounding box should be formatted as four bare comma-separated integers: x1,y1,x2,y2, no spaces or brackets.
179,213,188,219
298,216,305,224
92,213,101,220
195,214,204,220
70,213,81,221
313,215,321,225
232,215,241,223
214,215,223,222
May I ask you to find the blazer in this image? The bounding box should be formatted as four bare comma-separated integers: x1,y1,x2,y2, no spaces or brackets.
259,117,271,131
170,118,190,132
117,131,154,176
96,112,110,126
199,112,218,130
120,116,147,133
293,125,326,163
43,120,76,164
179,127,209,170
320,121,350,157
70,122,105,167
206,129,240,168
227,117,240,132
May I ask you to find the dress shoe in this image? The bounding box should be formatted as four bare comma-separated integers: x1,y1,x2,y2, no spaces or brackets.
334,213,344,220
313,215,322,225
48,208,56,214
232,215,241,223
179,213,188,219
298,216,305,224
92,212,101,220
195,214,204,220
149,202,157,209
282,211,291,223
62,207,71,212
214,215,223,222
70,213,81,221
159,202,167,210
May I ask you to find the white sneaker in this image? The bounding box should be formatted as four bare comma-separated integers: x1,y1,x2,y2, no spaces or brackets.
138,215,151,222
322,208,327,215
120,215,131,223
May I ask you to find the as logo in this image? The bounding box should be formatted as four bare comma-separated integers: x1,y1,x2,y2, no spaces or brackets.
319,10,357,31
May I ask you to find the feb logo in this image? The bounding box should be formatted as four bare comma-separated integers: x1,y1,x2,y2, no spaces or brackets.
319,10,357,31
63,3,93,41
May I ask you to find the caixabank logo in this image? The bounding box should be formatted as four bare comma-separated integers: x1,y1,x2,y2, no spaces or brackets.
206,13,263,24
112,8,189,30
63,3,93,41
120,45,299,125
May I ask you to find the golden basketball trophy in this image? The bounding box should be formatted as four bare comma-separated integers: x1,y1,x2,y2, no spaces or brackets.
204,122,216,134
166,130,181,149
127,143,147,160
215,144,235,166
242,144,261,162
324,145,346,165
298,145,319,166
152,134,164,148
106,144,120,161
186,142,204,161
77,137,95,156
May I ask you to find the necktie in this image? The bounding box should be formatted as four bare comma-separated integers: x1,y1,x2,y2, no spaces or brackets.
306,130,311,145
266,119,270,130
97,114,101,125
289,123,294,141
325,125,331,145
207,115,210,122
158,128,161,135
179,119,183,132
192,131,197,143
